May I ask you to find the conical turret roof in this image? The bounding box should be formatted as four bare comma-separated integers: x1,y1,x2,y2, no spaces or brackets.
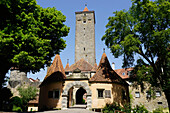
44,54,66,80
90,53,126,83
83,6,89,11
65,63,70,72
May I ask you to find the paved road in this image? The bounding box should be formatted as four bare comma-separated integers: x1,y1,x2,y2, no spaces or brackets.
39,109,96,113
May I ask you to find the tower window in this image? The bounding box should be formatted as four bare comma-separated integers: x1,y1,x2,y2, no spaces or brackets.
84,28,85,30
84,48,85,51
83,20,86,24
84,34,85,36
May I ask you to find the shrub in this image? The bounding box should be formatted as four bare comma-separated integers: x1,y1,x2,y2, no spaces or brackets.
10,96,22,107
152,107,164,113
82,99,86,104
12,105,22,112
132,105,149,113
103,102,122,113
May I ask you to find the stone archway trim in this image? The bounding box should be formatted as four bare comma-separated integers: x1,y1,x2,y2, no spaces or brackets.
62,81,92,110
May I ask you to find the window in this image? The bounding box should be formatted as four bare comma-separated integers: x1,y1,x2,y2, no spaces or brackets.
83,20,86,24
84,14,86,16
105,90,111,98
156,91,161,97
146,91,151,98
48,90,60,99
54,90,59,98
84,47,85,51
122,72,125,76
135,92,140,98
158,102,162,104
98,89,104,98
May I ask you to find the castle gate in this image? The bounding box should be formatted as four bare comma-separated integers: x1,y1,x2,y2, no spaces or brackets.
61,81,92,109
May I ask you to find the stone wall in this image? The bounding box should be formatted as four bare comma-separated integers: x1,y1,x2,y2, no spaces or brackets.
8,70,41,97
129,83,168,111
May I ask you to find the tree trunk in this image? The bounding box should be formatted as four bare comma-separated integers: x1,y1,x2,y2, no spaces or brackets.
0,67,10,110
164,90,170,112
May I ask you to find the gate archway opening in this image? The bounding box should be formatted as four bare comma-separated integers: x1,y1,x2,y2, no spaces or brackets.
76,87,87,104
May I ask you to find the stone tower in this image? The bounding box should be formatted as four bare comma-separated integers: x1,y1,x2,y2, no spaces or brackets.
75,5,96,66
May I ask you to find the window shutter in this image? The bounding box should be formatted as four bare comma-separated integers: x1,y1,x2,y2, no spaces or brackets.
105,90,111,98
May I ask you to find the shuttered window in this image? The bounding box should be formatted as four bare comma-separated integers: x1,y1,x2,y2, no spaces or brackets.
98,89,104,98
48,89,60,99
105,90,111,98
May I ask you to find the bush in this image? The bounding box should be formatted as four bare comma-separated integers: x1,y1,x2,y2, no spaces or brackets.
103,103,122,113
132,105,149,113
82,99,86,104
10,96,23,111
152,107,164,113
12,105,22,112
10,96,22,107
103,103,149,113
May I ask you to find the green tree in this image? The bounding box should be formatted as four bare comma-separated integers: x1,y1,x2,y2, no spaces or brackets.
0,0,69,105
17,86,37,111
102,0,170,110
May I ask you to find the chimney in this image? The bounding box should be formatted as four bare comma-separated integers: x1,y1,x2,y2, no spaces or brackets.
112,62,115,70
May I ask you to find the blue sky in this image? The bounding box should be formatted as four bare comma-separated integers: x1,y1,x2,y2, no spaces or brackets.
9,0,133,81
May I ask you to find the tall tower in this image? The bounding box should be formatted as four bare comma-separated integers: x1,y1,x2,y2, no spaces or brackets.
75,5,96,66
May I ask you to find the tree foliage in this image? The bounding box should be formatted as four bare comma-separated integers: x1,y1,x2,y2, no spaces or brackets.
0,0,69,87
102,0,170,110
18,86,37,104
17,86,37,111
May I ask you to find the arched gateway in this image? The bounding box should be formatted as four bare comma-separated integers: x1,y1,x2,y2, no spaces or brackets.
61,81,92,109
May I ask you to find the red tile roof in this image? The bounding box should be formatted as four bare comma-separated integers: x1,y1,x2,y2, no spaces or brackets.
91,63,98,72
89,53,126,83
69,58,93,72
44,54,66,80
115,68,133,79
65,63,70,72
83,6,89,11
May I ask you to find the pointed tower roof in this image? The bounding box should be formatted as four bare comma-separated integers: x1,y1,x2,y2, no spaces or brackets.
91,63,98,72
44,54,66,80
83,5,89,12
89,53,126,84
65,63,70,72
69,58,93,72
